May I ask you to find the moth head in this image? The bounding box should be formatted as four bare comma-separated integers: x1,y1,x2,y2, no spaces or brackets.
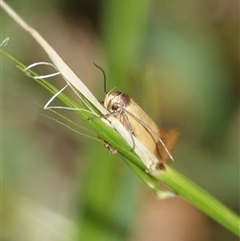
92,64,131,113
103,91,130,113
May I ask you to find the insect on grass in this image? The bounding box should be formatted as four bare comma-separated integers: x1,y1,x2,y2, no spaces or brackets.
94,64,179,165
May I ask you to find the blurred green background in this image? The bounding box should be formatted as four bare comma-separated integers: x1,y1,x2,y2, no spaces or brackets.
1,0,239,240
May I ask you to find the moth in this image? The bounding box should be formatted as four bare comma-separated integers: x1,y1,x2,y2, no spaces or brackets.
95,64,179,164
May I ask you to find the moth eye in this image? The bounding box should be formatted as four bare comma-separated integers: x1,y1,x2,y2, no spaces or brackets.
111,102,120,111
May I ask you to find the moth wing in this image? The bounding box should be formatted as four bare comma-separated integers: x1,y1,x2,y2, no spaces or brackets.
157,128,180,163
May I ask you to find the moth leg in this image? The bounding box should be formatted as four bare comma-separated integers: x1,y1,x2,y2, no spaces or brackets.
103,140,117,154
89,110,136,151
99,110,136,151
89,112,121,154
121,112,135,151
96,136,117,155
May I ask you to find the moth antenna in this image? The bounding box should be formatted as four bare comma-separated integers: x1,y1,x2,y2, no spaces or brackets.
93,63,107,94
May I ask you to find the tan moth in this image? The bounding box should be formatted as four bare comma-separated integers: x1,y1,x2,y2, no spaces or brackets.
95,64,179,164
